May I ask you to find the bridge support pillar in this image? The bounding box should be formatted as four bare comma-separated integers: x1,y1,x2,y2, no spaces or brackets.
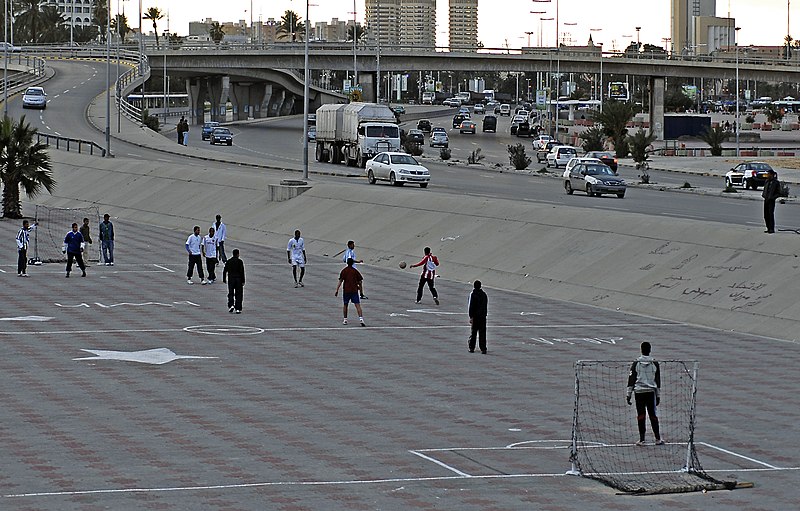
281,93,296,116
260,84,273,118
359,73,375,102
230,83,254,121
185,78,204,125
268,89,286,117
649,76,665,141
208,76,231,122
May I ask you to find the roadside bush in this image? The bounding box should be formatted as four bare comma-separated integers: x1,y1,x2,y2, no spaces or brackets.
141,108,160,132
699,125,728,156
403,139,423,156
439,147,451,160
681,181,692,188
627,128,655,165
507,143,531,170
579,126,604,152
765,104,783,124
467,148,484,164
745,114,755,124
723,184,738,193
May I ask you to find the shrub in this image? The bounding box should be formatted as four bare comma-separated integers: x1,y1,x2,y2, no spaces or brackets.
745,114,755,124
579,126,604,152
723,184,738,193
699,125,728,156
765,104,783,124
467,148,484,164
627,128,655,165
681,181,692,188
439,147,451,160
403,139,423,156
507,143,531,170
141,108,160,132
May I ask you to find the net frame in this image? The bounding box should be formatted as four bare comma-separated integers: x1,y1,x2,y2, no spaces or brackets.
32,205,101,263
569,360,736,494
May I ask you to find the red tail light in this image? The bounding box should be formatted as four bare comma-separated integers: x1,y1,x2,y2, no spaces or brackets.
752,171,757,177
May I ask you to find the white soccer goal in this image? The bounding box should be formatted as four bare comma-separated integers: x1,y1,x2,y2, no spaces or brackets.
32,205,101,263
569,360,736,494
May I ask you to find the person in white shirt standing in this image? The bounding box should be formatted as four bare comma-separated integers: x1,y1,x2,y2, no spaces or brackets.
213,214,228,263
185,225,206,285
342,240,367,299
202,226,219,283
16,219,37,276
287,229,306,288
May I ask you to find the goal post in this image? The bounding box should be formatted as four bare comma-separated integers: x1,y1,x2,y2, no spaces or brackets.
569,360,736,494
32,205,101,263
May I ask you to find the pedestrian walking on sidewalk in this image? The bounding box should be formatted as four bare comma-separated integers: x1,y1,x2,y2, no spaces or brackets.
177,116,186,144
762,169,782,234
410,247,439,305
185,225,206,284
223,249,245,313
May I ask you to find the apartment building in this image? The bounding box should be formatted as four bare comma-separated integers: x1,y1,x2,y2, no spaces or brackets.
400,0,436,49
449,0,478,51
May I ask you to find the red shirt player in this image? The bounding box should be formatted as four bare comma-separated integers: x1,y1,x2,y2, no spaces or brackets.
410,246,439,305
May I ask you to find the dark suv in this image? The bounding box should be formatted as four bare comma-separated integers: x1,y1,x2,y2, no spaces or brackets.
482,114,497,132
452,113,469,129
417,119,432,133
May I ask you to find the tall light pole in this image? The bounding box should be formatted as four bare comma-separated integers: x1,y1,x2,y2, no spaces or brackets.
591,28,602,109
3,0,8,118
524,31,534,47
376,1,381,102
635,26,641,56
70,0,74,47
303,0,310,179
105,1,111,156
529,10,545,47
352,0,357,87
735,26,741,157
788,0,791,61
539,17,553,47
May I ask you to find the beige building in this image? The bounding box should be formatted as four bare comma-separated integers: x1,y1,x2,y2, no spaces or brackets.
365,0,402,48
400,0,436,49
671,0,716,54
449,0,478,51
691,15,735,54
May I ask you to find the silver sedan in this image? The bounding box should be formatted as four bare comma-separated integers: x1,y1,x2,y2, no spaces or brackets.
564,162,626,198
366,152,430,188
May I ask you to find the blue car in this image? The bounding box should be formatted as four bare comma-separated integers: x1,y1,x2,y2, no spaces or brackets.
201,122,220,141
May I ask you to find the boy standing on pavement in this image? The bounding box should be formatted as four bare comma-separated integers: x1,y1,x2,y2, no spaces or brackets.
79,217,92,265
185,225,206,285
202,226,218,283
467,280,488,354
410,246,440,305
223,249,245,314
63,222,86,278
16,219,37,276
213,214,228,263
626,341,665,446
335,258,365,326
762,169,782,234
287,229,307,288
342,240,367,299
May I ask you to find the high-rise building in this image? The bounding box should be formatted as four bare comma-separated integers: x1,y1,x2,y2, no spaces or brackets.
365,0,402,48
671,0,715,54
449,0,478,51
400,0,436,49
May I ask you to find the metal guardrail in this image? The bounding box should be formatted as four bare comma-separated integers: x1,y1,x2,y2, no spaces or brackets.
0,54,48,97
114,54,151,123
37,132,106,157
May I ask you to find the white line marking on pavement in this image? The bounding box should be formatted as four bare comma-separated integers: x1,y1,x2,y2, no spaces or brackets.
408,450,472,477
0,268,5,273
698,442,781,469
0,323,676,336
0,316,53,322
153,264,174,272
63,89,70,93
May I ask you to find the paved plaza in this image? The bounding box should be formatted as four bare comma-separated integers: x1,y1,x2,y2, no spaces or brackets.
0,217,798,510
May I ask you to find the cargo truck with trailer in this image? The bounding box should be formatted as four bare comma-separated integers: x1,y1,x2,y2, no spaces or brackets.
315,102,400,167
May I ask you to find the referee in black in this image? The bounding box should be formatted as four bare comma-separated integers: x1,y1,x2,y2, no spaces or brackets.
223,249,245,314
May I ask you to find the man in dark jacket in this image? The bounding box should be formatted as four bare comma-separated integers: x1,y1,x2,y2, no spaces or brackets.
223,249,245,314
762,169,782,234
468,280,488,354
626,342,664,446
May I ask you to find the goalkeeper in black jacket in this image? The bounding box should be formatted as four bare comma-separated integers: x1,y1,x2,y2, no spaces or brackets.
626,342,665,446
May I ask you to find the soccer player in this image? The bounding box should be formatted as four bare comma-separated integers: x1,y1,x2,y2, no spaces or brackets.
185,226,206,285
467,280,488,354
287,229,306,288
410,246,439,305
79,218,92,265
342,240,367,299
16,219,37,277
626,341,665,446
99,214,115,266
335,258,365,326
63,222,86,278
213,214,228,263
202,226,218,283
223,249,245,314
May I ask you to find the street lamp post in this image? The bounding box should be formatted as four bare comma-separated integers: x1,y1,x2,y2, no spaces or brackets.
539,17,553,47
524,31,534,47
590,28,602,110
352,0,357,87
635,26,641,56
303,0,310,179
376,0,381,103
3,0,8,118
735,26,741,157
105,3,111,156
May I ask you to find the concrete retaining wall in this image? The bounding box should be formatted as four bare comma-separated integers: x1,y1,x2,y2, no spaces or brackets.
45,151,800,341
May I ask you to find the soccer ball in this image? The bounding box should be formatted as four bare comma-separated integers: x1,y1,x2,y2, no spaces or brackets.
398,261,407,269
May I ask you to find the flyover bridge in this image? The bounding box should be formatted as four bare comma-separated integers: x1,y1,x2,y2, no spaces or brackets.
149,45,800,139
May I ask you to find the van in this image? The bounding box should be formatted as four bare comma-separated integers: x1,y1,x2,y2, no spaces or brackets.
422,91,435,105
452,113,469,129
498,104,511,116
482,114,497,132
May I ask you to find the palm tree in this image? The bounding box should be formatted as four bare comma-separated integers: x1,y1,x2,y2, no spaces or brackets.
15,0,44,44
347,24,364,43
111,13,131,43
0,116,56,219
92,0,109,43
276,10,304,42
38,5,67,44
593,100,636,158
144,7,164,48
208,21,225,45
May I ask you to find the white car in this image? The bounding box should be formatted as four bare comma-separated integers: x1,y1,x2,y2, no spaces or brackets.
22,86,47,109
473,103,485,114
366,152,430,188
532,134,553,150
545,145,578,168
0,42,21,53
564,157,603,175
430,131,449,148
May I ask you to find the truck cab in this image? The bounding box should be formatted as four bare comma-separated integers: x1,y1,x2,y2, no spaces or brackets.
357,123,400,165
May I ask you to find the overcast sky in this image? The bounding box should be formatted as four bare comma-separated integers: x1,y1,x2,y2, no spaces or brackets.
129,1,786,52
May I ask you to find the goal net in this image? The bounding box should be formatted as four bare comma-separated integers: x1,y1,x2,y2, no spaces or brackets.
569,360,736,494
32,205,101,263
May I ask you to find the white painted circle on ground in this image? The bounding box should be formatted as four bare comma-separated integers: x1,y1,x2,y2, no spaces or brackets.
183,325,265,336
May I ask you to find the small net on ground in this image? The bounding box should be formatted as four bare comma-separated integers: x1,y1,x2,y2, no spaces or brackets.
570,360,736,494
32,205,101,263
